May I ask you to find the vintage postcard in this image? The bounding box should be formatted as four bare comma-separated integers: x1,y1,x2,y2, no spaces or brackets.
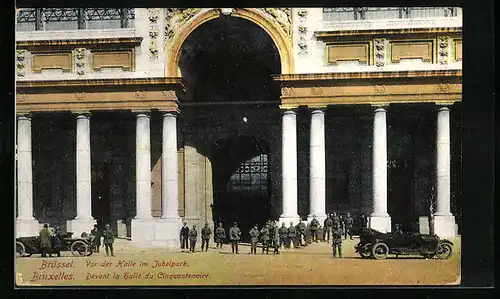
15,7,462,286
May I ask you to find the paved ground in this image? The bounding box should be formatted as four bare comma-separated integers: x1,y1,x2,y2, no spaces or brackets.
15,236,461,286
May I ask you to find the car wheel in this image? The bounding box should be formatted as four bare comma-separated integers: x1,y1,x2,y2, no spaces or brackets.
16,241,26,257
71,240,89,257
371,242,389,260
359,243,372,259
435,242,453,260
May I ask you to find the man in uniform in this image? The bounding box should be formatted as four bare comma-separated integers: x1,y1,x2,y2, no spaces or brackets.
332,212,340,230
288,222,298,248
229,222,242,254
201,222,212,252
272,222,280,254
189,224,198,253
344,212,354,240
323,214,333,242
39,224,52,257
180,222,189,250
90,224,101,253
278,222,288,249
102,224,114,257
260,223,270,254
215,222,226,249
297,220,306,246
332,225,343,258
310,215,320,243
52,226,63,257
249,224,260,254
360,213,368,230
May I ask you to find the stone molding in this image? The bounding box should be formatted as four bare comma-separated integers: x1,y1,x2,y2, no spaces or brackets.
148,8,161,59
374,38,387,67
438,36,450,65
16,50,27,77
296,8,308,56
74,48,86,76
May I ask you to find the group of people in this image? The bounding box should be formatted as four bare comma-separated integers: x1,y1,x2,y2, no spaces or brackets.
87,223,115,257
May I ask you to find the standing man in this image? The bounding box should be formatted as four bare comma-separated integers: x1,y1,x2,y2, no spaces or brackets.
249,224,260,255
39,224,52,257
297,220,306,246
90,224,101,253
332,225,343,258
310,215,320,243
272,222,280,254
345,212,354,240
360,213,368,230
229,222,242,254
102,224,114,257
180,221,189,250
339,214,346,239
201,223,212,252
189,224,198,253
260,223,270,254
288,222,297,248
215,222,226,249
278,222,288,249
323,214,333,242
52,226,63,257
332,212,340,230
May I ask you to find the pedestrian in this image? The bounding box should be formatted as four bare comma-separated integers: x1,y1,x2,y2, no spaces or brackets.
297,220,306,246
360,213,368,229
102,224,114,257
52,226,63,257
323,214,333,241
310,215,320,243
201,223,212,252
260,224,270,254
229,222,242,254
332,226,343,258
90,224,101,253
39,224,52,257
288,222,298,248
180,221,189,250
332,212,340,230
345,212,354,240
215,222,226,249
272,222,280,254
189,224,198,253
339,214,346,239
278,222,288,249
249,224,259,254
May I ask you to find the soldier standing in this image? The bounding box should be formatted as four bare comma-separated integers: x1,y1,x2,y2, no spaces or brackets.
323,215,333,242
310,215,320,243
39,224,52,257
215,222,226,249
201,223,212,252
102,224,114,257
52,226,63,257
288,222,297,248
345,212,354,240
229,222,242,254
332,212,340,230
249,224,260,254
360,213,368,229
260,224,270,254
297,220,306,246
278,222,288,249
272,222,280,254
332,226,343,258
339,214,346,239
180,221,189,250
90,224,101,253
189,224,198,253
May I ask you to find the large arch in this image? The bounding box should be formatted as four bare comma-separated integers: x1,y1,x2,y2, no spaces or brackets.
166,8,294,77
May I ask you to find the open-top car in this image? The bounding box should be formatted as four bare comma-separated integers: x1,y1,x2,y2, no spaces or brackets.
354,228,454,260
16,232,93,257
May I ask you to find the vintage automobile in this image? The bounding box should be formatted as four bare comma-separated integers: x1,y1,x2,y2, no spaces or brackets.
354,228,454,260
16,232,93,257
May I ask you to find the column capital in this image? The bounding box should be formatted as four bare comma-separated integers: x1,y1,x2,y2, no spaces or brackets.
309,107,326,114
16,113,32,120
73,111,91,119
161,111,179,118
132,110,151,118
371,103,389,110
282,109,297,115
437,106,451,112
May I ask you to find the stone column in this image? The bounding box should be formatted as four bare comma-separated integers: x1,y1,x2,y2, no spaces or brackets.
131,112,155,246
16,114,40,237
368,106,391,232
153,112,182,247
432,106,456,237
67,112,96,237
307,109,327,224
279,109,300,225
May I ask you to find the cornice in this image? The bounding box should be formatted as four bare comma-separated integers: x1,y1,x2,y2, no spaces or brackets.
16,77,185,89
273,70,462,82
314,27,462,39
16,37,143,49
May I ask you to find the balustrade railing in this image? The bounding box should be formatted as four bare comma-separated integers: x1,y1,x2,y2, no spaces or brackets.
323,7,461,22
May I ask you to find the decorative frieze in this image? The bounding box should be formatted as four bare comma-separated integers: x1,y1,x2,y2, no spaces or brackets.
74,48,86,76
374,39,386,67
438,37,449,65
296,8,308,56
263,8,292,37
16,50,27,77
148,8,161,59
164,8,201,46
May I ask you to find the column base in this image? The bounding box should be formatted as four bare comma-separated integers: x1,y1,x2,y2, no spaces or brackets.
131,218,155,247
432,215,457,237
368,215,392,233
307,214,327,225
151,217,183,248
16,218,41,237
66,219,97,238
279,215,301,227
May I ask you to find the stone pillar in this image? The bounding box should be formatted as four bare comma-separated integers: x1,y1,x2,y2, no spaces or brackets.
368,107,391,232
432,106,456,237
16,114,40,237
153,112,182,248
307,109,327,224
131,112,155,246
67,113,96,237
279,109,300,225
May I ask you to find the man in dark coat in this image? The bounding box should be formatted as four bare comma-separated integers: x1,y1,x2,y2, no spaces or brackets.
90,224,101,253
332,212,340,230
215,222,226,249
249,224,260,254
260,224,270,254
201,223,212,252
310,215,320,243
51,226,63,257
180,222,189,250
272,222,280,254
189,224,198,253
288,222,298,248
278,222,288,249
39,224,52,257
323,215,333,242
297,220,306,246
332,226,343,258
102,224,114,257
360,213,368,229
229,222,242,254
344,212,354,240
